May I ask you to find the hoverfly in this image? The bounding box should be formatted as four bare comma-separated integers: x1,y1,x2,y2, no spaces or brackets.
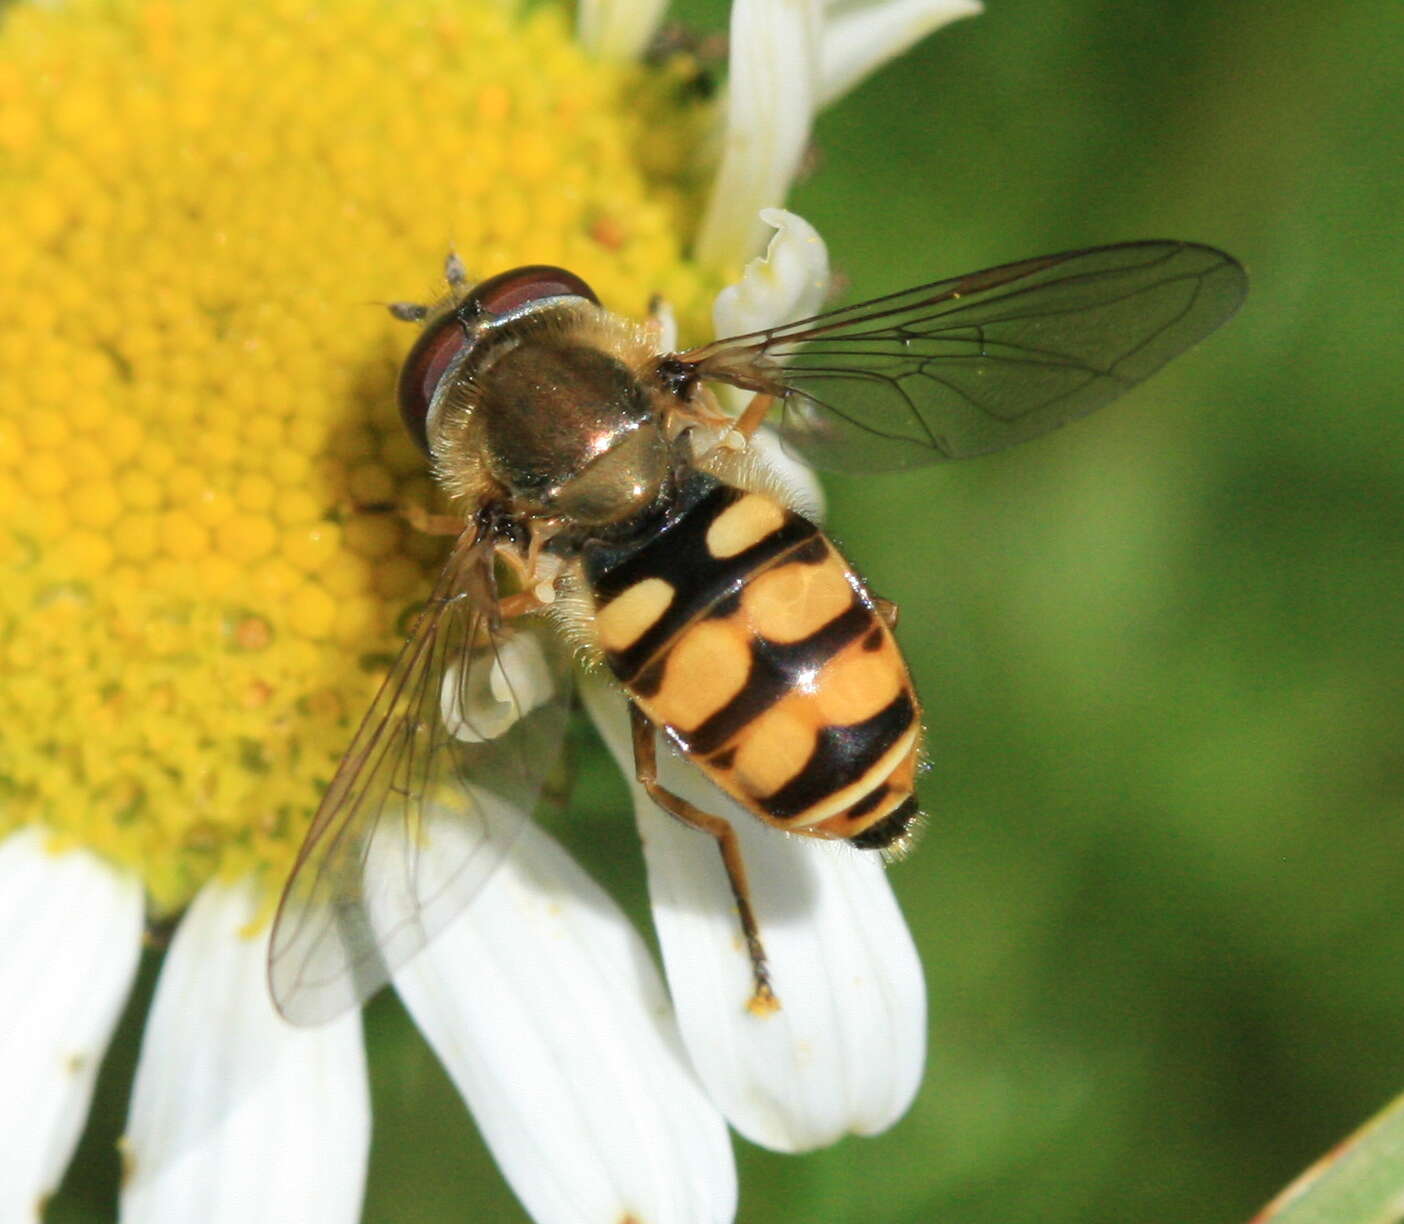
269,240,1247,1023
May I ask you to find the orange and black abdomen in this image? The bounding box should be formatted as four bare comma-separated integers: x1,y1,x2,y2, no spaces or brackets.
584,473,921,848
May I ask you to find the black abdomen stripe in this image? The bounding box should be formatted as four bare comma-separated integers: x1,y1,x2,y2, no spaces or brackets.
585,475,820,683
763,692,916,821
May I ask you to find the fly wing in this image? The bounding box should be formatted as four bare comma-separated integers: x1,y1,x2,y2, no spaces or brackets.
267,530,573,1025
681,241,1247,472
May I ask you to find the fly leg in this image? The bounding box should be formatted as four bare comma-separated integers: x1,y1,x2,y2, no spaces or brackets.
338,497,462,537
629,702,780,1016
400,503,467,537
496,590,547,619
493,532,562,620
733,392,777,441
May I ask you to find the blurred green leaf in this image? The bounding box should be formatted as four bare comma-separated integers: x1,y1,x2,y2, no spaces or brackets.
1250,1094,1404,1224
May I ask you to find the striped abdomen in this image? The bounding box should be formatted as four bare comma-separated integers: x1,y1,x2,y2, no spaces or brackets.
584,474,921,846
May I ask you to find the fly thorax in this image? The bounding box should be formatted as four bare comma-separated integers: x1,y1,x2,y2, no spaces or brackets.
478,340,670,525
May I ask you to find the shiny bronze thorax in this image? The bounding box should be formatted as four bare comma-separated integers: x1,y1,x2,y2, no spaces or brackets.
461,326,672,526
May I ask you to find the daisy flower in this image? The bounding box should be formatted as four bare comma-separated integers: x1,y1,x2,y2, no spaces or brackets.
0,0,979,1220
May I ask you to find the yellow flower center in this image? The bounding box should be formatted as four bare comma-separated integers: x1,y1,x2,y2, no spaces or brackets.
0,0,720,912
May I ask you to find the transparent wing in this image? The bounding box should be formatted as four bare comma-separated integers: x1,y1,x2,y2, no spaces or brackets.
268,530,574,1025
681,241,1247,472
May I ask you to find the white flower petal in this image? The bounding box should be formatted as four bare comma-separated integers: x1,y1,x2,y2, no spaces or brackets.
121,878,368,1224
650,295,680,355
819,0,982,108
443,631,555,744
577,0,668,62
697,0,822,268
395,815,735,1224
0,829,143,1221
710,207,832,518
712,209,831,340
581,679,927,1153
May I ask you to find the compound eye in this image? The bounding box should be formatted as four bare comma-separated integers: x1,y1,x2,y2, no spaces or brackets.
397,312,469,457
467,265,599,317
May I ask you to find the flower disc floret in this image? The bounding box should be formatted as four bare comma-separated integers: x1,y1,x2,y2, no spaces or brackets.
0,0,721,911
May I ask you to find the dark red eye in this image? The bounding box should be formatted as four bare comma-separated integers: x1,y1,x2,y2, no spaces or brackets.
465,265,599,316
397,312,470,457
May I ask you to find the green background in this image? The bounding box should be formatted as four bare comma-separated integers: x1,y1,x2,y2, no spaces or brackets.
52,1,1403,1221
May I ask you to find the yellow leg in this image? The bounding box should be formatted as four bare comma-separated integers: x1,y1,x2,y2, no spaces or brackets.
343,497,463,538
734,391,776,440
496,590,546,619
629,702,780,1016
400,503,466,537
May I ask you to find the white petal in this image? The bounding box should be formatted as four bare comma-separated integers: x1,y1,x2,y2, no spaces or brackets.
697,0,822,268
395,816,735,1224
443,631,555,744
582,679,927,1153
577,0,668,62
121,878,368,1224
819,0,982,108
0,829,143,1221
712,209,831,340
709,207,830,523
650,296,680,355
